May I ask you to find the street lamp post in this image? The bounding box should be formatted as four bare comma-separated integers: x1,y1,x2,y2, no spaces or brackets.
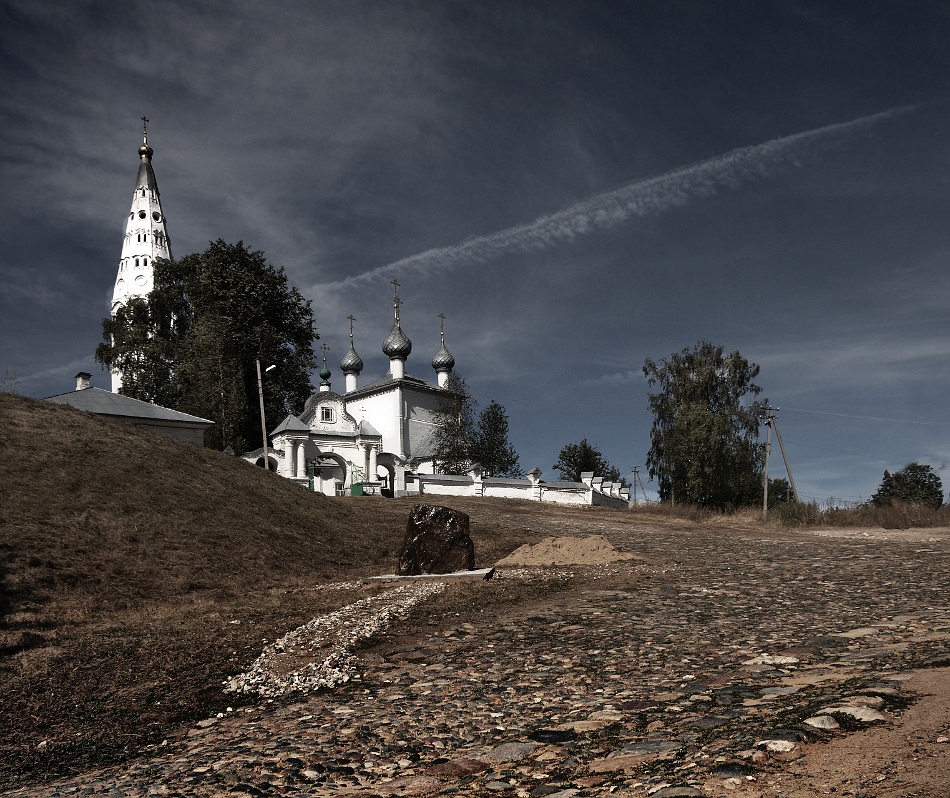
256,358,276,469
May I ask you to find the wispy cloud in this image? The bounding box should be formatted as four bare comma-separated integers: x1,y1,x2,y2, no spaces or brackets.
320,106,914,292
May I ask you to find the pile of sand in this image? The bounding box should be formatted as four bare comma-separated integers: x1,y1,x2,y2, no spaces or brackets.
496,535,638,566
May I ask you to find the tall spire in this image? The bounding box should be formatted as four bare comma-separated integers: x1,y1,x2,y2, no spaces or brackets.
110,119,173,391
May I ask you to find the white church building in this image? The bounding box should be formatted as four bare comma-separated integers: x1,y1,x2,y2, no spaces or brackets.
243,288,456,497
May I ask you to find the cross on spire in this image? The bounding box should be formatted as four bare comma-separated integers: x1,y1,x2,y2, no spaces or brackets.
391,279,403,322
347,314,356,339
141,116,149,143
320,342,330,364
438,312,446,341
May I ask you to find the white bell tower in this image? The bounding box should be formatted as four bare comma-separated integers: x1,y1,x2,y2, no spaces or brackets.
111,117,173,391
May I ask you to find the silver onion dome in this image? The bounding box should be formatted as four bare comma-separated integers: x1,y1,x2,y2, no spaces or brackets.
382,323,412,359
340,343,364,374
432,341,455,371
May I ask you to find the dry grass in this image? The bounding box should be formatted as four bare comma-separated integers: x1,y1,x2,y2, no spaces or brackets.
629,496,950,530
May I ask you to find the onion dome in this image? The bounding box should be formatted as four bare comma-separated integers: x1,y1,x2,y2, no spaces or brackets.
432,341,455,371
341,315,364,374
432,313,454,372
382,321,412,359
319,365,331,382
340,343,363,374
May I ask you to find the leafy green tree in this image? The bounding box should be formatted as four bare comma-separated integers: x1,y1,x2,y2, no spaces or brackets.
96,240,317,452
472,400,523,478
767,477,793,508
643,341,765,508
552,439,623,484
871,463,943,509
432,373,477,474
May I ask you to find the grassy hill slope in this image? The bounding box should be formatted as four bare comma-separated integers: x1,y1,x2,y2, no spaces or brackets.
1,393,400,615
0,393,545,786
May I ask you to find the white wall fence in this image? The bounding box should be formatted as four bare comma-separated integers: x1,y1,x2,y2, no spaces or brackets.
408,467,630,509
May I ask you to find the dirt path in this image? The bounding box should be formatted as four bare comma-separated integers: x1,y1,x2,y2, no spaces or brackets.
757,667,950,798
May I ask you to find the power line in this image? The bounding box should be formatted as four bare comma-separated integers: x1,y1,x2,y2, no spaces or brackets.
781,407,950,427
782,439,890,463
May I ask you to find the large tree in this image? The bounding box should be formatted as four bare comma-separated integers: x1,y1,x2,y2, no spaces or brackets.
552,439,622,483
96,240,317,453
432,373,478,475
472,400,523,478
643,341,765,508
871,463,943,509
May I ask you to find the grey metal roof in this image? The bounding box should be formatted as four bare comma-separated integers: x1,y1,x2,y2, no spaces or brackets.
346,372,443,399
271,414,310,435
44,388,212,426
359,420,382,437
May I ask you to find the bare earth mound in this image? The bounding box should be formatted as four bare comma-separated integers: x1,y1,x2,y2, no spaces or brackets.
496,534,639,566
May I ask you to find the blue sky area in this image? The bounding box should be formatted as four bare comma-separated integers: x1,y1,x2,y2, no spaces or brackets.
2,1,949,503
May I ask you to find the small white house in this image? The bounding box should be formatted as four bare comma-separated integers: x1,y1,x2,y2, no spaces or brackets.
46,373,213,445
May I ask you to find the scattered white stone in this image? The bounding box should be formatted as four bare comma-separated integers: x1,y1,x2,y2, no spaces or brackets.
835,627,879,638
742,654,800,666
803,715,839,730
757,739,796,753
822,705,886,722
224,582,447,697
935,736,948,743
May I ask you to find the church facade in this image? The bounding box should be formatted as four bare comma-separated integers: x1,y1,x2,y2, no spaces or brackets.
243,288,456,497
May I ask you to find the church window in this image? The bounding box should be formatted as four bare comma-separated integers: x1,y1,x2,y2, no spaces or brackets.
152,211,161,221
135,258,139,267
320,406,334,423
139,210,147,218
143,257,148,266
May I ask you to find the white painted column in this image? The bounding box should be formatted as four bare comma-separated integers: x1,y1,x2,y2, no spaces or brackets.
296,439,307,477
368,445,378,482
283,438,294,476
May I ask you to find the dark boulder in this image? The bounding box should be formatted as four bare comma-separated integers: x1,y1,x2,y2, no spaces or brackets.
397,504,476,575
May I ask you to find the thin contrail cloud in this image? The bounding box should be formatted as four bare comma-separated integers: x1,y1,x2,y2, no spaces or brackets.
321,106,913,292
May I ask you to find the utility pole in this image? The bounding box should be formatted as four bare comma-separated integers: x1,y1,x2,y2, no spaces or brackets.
256,358,275,470
631,467,639,505
770,414,799,503
761,407,774,518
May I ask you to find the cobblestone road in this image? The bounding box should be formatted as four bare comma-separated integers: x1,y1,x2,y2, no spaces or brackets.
7,522,948,798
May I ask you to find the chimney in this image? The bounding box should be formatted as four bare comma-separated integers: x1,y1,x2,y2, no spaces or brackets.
75,372,92,391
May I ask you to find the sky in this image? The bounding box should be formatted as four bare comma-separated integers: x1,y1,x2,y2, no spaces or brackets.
2,0,949,505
